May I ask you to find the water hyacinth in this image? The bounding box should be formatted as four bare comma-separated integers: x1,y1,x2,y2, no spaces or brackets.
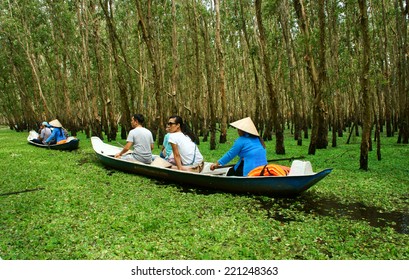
0,127,408,260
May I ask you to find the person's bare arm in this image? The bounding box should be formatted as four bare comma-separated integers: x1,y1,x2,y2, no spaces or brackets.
115,142,133,158
171,143,183,170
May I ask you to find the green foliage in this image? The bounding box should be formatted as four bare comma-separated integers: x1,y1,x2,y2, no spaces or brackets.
0,127,408,260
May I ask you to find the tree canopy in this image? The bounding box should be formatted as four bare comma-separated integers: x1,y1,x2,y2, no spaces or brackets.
0,0,408,168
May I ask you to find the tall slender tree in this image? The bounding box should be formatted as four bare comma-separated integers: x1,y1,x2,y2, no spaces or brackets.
214,0,228,143
239,0,262,132
395,0,409,143
201,11,217,150
256,0,285,154
101,0,132,138
359,0,372,170
278,0,303,145
293,0,328,155
135,0,164,143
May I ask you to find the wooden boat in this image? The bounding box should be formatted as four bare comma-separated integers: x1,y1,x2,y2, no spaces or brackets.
27,130,80,151
91,136,332,196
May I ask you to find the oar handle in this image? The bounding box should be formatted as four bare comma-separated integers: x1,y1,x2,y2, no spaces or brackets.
215,156,305,169
267,156,305,162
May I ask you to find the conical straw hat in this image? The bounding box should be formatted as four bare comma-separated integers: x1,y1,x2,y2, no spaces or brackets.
230,117,259,136
49,119,63,128
151,157,172,168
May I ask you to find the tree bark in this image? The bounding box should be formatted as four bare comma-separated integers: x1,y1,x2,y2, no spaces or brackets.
239,0,262,133
214,0,228,144
279,0,302,144
293,0,328,155
380,0,393,137
135,0,164,144
190,0,203,141
90,1,117,141
171,0,179,115
255,0,285,154
101,0,132,139
201,14,217,150
359,0,372,170
395,0,409,143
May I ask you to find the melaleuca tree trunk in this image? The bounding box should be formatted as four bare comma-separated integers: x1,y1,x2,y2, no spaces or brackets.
201,13,217,150
293,0,328,155
255,0,285,154
358,0,372,171
135,0,164,144
214,0,228,144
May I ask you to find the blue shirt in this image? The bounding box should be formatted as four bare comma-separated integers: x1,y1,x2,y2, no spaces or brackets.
218,134,267,176
162,133,172,159
45,127,66,144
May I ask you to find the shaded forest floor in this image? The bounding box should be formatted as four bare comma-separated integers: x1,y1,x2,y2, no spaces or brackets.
0,126,408,259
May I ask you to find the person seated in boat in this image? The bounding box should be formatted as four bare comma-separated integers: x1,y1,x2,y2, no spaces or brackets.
45,119,67,145
31,121,52,144
166,115,204,172
160,126,172,160
115,114,154,164
210,117,267,176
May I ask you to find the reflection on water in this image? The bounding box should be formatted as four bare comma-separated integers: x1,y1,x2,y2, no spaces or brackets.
256,195,409,234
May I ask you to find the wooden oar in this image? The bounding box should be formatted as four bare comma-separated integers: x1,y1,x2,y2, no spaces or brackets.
215,156,305,169
114,141,134,156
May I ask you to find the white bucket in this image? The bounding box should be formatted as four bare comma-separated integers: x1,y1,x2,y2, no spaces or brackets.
289,160,314,176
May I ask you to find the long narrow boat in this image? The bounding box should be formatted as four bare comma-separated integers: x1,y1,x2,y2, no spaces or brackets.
27,130,80,151
91,136,332,197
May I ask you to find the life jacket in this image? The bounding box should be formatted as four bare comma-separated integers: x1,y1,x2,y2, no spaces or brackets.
57,139,67,145
248,164,290,177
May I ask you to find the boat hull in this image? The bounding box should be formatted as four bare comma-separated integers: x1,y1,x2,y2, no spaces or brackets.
92,136,332,196
27,131,80,151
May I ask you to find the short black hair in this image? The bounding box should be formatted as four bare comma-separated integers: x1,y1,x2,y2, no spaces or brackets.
133,114,145,124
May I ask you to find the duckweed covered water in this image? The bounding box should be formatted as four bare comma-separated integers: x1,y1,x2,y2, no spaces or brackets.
257,195,409,234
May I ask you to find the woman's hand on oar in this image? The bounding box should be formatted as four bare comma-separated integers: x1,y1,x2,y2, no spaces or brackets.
210,162,220,171
212,156,306,170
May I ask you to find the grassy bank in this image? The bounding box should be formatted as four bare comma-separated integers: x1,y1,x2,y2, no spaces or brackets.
0,127,408,259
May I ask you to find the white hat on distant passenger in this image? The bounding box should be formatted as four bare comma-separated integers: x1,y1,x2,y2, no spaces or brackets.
49,119,63,128
229,117,259,136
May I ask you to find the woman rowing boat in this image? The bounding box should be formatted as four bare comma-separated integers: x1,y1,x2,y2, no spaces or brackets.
210,117,267,176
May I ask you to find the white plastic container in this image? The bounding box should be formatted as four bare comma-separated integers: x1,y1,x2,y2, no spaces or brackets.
289,160,314,176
